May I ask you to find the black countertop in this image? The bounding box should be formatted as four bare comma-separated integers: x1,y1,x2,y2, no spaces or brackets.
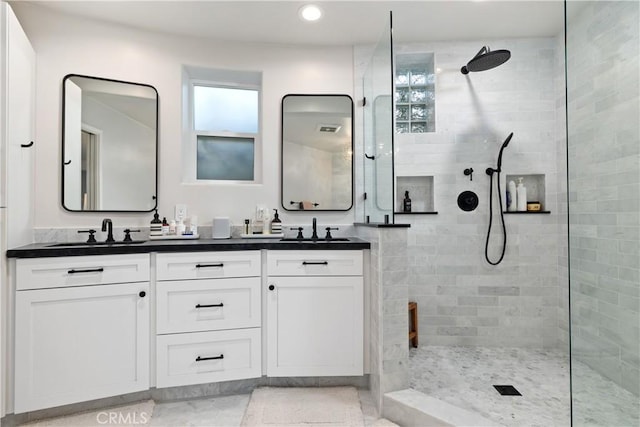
7,237,371,259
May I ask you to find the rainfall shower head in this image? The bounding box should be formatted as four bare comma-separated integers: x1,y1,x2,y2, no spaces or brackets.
461,46,511,74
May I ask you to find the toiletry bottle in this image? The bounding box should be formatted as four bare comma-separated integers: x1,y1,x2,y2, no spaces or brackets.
507,180,517,212
150,210,162,236
190,216,198,235
516,177,527,212
169,219,177,235
162,217,169,235
271,209,282,234
403,191,412,212
262,211,271,235
243,219,250,235
176,219,186,236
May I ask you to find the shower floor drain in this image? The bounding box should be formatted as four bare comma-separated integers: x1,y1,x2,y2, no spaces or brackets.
493,385,522,396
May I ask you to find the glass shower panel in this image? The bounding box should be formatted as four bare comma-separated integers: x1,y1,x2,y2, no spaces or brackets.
362,12,394,223
566,1,640,425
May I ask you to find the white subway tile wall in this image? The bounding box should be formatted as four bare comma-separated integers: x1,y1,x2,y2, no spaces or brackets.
384,37,563,349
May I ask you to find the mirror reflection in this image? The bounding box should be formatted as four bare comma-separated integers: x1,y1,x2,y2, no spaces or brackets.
281,94,353,211
62,74,158,212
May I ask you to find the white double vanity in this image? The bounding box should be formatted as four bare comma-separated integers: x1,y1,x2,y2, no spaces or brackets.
7,242,368,415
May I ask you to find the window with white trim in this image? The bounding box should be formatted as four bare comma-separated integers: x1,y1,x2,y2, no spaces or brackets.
182,66,262,183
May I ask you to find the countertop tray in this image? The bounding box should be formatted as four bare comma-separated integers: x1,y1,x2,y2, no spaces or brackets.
149,234,200,240
240,233,284,239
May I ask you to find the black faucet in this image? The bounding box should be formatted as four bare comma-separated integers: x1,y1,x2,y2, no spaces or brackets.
311,217,318,240
101,218,115,243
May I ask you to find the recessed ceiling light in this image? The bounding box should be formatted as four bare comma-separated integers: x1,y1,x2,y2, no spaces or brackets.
299,4,323,22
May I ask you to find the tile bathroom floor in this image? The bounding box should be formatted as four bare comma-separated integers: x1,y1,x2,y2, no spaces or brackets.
409,346,639,427
19,389,381,427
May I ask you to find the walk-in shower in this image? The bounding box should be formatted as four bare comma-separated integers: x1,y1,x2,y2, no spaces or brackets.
359,2,638,425
460,46,511,74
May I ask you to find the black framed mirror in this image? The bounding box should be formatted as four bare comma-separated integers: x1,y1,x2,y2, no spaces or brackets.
281,94,354,211
62,74,158,212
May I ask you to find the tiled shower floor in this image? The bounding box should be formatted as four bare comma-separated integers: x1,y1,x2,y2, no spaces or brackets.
409,346,639,427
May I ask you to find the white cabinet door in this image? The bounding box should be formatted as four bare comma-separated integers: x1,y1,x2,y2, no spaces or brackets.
266,276,363,377
14,283,150,413
4,3,35,249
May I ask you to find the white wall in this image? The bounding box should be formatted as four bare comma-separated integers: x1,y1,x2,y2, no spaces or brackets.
11,2,355,231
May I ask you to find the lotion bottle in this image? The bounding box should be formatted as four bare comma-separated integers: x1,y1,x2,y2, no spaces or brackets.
516,177,527,212
507,180,517,212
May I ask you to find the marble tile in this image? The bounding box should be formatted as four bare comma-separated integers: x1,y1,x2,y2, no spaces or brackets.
12,388,393,427
150,394,249,427
410,345,639,427
18,400,155,426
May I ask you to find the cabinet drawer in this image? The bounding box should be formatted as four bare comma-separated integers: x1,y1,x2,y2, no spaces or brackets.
156,328,261,388
157,277,261,334
156,251,260,281
267,250,363,276
16,254,150,290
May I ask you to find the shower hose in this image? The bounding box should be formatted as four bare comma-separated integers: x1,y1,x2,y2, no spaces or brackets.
485,171,507,265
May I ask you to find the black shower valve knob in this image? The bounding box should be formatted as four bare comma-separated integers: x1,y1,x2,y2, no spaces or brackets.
464,168,474,181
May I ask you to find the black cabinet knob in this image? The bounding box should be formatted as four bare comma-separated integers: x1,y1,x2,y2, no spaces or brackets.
139,291,146,298
268,285,275,291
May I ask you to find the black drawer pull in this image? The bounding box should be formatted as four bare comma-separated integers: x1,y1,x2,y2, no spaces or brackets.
139,291,146,298
302,261,328,265
195,263,224,268
196,354,224,362
68,268,104,274
195,303,224,308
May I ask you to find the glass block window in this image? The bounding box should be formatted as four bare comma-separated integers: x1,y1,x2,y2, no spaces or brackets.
196,136,255,181
395,53,435,133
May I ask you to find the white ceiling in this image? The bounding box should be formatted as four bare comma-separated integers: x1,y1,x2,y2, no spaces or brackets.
24,1,565,46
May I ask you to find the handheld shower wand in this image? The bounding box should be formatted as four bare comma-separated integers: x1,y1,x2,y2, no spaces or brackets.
485,132,513,265
486,132,513,176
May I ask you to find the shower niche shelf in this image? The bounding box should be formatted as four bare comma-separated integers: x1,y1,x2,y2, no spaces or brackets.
504,211,551,214
395,175,436,213
504,173,550,213
394,211,438,215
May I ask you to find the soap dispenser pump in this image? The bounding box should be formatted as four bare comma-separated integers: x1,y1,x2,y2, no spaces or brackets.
271,209,282,234
150,210,162,237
